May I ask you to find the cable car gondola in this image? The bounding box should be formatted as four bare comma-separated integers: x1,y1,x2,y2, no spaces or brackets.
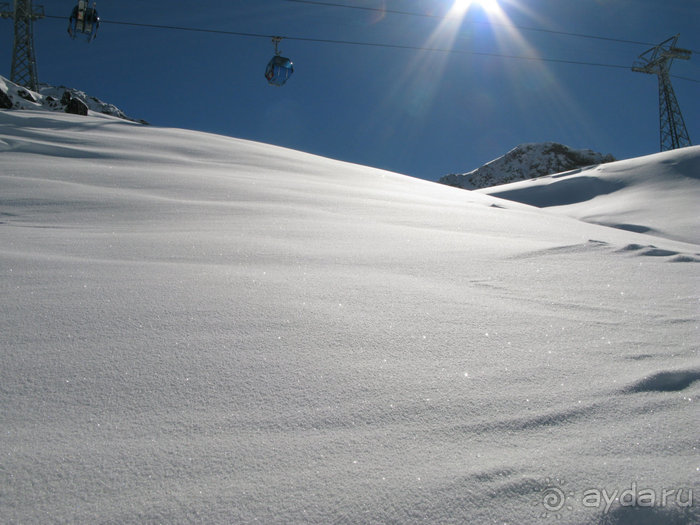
68,1,100,42
265,37,294,87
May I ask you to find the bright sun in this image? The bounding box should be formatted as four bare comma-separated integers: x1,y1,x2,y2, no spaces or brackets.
450,0,500,15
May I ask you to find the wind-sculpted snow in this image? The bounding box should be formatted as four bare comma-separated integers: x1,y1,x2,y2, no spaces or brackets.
624,369,700,393
480,146,700,245
484,175,626,207
0,111,698,524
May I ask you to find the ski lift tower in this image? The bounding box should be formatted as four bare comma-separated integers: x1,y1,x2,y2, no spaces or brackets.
1,0,45,91
632,34,692,151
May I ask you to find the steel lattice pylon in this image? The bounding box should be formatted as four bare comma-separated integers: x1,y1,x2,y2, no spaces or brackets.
632,34,692,152
1,0,45,91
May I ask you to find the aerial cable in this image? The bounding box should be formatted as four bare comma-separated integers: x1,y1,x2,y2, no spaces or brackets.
670,74,700,84
42,14,699,82
281,0,700,54
45,14,271,39
40,14,630,69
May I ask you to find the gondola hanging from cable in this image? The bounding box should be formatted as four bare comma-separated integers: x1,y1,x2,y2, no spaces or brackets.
68,0,100,42
265,37,294,87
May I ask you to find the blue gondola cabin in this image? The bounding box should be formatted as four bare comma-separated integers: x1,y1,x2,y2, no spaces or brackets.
265,55,294,87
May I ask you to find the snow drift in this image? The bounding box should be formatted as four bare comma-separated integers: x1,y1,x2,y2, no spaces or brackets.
478,146,700,246
0,110,698,524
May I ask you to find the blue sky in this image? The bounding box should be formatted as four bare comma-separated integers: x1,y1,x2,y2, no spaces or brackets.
2,0,698,180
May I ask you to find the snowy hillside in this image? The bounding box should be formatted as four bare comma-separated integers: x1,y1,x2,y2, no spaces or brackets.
478,146,700,246
0,74,143,123
440,142,616,190
1,111,698,525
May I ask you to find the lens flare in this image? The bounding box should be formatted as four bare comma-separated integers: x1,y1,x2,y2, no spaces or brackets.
480,0,501,14
449,0,501,16
450,0,471,14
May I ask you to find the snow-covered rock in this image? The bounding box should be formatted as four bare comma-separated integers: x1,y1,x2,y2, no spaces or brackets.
0,74,145,123
440,142,616,190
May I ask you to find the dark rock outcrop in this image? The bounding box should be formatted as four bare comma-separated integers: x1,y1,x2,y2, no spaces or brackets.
0,88,12,109
65,97,89,116
17,89,36,102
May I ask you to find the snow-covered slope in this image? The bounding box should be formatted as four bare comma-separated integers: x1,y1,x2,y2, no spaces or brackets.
0,74,143,123
478,146,700,246
440,142,615,190
1,111,698,525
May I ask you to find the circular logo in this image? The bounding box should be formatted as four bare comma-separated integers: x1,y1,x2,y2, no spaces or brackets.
542,486,566,512
538,478,574,518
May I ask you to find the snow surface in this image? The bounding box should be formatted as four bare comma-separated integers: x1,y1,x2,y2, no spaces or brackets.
478,147,700,246
0,110,698,524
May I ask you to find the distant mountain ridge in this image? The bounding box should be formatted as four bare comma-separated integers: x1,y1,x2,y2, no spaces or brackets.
439,142,615,190
0,74,145,124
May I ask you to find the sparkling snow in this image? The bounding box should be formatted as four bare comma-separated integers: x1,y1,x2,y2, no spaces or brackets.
1,110,698,524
